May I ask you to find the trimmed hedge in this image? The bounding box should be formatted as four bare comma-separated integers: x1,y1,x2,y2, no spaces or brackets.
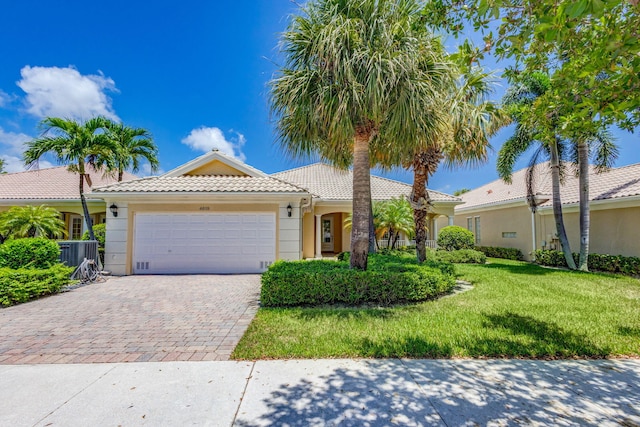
437,226,475,251
261,253,456,307
534,250,640,276
475,246,525,261
0,238,61,269
434,249,486,264
0,264,74,307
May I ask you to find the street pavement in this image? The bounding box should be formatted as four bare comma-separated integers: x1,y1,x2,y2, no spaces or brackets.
2,358,638,426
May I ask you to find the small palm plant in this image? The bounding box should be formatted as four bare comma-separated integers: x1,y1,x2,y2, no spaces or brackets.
0,205,66,240
378,197,415,250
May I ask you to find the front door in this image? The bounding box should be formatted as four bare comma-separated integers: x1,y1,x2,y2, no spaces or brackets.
321,217,334,252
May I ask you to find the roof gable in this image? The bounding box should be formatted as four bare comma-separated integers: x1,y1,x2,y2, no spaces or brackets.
163,150,267,178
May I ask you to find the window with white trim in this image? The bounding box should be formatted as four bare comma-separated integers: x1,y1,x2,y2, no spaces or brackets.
502,232,517,238
474,216,481,244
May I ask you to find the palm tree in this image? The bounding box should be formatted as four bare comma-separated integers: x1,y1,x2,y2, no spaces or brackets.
498,73,617,270
270,0,450,270
0,205,66,239
497,72,576,269
573,129,617,270
105,121,159,181
23,117,116,241
0,158,5,173
384,65,505,262
378,197,414,249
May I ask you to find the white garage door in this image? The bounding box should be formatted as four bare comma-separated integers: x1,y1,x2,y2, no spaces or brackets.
133,212,276,274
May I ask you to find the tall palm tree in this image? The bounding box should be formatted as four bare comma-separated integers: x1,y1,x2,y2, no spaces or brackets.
105,121,159,181
0,205,66,239
23,117,115,241
270,0,450,270
498,73,617,270
497,72,577,269
572,129,617,270
384,65,505,262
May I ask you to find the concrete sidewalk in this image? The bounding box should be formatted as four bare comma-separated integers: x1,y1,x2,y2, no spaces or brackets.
2,359,638,426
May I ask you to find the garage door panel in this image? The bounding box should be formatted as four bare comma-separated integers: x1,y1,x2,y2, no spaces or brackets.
133,212,276,274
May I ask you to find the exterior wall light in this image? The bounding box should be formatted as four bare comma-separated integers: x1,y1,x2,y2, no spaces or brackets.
109,203,118,217
287,204,292,217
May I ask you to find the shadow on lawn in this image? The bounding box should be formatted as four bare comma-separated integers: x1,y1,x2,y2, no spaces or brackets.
619,326,640,338
293,306,397,321
479,262,557,276
356,312,609,358
234,358,640,426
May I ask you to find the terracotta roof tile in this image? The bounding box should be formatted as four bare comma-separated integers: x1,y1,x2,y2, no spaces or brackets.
0,166,136,201
272,163,460,202
92,175,308,194
457,162,640,211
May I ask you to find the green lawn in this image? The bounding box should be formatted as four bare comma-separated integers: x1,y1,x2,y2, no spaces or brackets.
232,259,640,359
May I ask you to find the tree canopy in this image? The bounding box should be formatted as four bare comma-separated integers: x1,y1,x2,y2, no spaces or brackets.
271,0,452,269
422,0,640,136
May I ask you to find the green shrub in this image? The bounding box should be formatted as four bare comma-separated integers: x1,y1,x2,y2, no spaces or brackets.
475,246,525,261
0,264,74,306
261,253,456,307
0,238,61,269
337,251,350,261
437,226,475,251
434,249,486,264
82,223,106,263
533,250,640,276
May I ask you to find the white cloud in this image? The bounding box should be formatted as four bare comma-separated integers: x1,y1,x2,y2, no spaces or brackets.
0,155,53,173
0,127,31,156
16,65,119,121
0,90,10,107
181,127,246,161
0,127,55,172
139,163,164,177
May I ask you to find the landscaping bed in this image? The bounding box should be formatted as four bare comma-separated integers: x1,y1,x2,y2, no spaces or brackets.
233,258,640,359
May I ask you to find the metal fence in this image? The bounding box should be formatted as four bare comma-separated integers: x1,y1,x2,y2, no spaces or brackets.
57,240,99,268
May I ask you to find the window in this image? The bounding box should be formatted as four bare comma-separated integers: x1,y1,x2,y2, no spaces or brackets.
71,218,82,240
502,232,517,238
474,216,481,244
466,217,473,232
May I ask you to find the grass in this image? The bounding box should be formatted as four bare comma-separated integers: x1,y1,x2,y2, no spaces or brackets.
232,259,640,359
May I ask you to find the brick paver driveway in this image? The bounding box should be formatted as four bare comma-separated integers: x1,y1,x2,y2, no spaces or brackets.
0,275,261,364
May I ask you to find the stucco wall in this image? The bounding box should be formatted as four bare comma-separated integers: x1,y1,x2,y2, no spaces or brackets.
539,205,640,257
451,205,536,259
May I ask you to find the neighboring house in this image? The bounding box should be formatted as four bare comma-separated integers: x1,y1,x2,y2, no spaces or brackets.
442,162,640,260
0,167,135,239
93,151,462,275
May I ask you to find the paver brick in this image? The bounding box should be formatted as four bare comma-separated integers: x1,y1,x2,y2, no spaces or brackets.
0,275,260,364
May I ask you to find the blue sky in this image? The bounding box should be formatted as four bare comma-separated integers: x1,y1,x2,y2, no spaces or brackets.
0,1,637,194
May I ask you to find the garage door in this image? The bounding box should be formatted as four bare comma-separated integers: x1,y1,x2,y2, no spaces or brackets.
133,212,276,274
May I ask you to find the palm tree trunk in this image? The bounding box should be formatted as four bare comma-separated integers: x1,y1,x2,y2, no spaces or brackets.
387,227,393,249
118,169,124,182
79,172,96,241
350,129,372,270
578,141,590,271
550,139,576,269
412,159,428,263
